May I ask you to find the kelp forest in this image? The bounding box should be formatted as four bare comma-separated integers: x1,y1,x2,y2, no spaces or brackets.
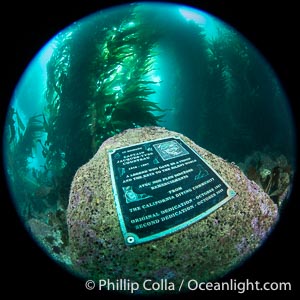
4,5,294,265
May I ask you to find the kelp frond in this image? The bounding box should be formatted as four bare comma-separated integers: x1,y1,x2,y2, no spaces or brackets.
19,115,45,153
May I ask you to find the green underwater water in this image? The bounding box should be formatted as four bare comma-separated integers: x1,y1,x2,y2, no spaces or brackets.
2,2,297,277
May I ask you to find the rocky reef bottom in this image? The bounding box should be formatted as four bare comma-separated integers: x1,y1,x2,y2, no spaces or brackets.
25,127,293,295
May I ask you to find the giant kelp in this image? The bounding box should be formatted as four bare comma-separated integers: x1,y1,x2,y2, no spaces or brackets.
4,6,164,260
44,6,164,210
156,18,295,205
87,13,164,149
170,22,293,165
4,110,46,218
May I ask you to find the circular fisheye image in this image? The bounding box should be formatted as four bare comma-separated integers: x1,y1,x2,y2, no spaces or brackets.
3,2,296,295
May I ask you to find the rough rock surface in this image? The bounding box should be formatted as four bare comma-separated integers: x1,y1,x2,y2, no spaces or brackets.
67,127,278,293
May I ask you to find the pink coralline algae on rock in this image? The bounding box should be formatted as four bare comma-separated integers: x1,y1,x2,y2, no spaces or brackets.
67,127,278,294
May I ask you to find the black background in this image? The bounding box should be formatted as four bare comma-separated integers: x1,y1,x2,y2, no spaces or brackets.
2,0,299,299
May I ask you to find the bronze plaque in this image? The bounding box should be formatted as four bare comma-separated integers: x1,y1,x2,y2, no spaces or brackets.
108,137,236,245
